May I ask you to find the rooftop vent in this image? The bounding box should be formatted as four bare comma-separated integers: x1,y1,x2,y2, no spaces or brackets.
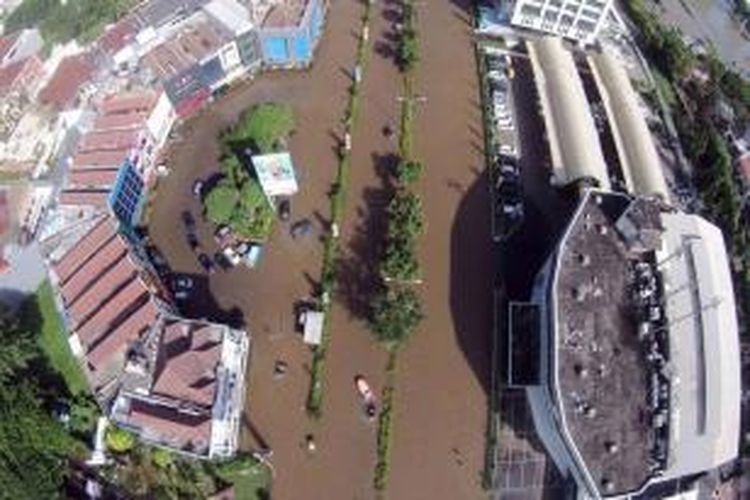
584,405,597,419
574,364,589,378
577,253,591,266
597,224,608,235
601,477,615,493
605,440,619,454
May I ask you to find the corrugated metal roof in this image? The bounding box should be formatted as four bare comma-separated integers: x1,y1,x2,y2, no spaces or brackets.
87,298,159,370
53,215,115,284
59,190,110,208
60,235,128,307
75,276,148,348
73,149,130,169
68,255,138,329
68,168,121,188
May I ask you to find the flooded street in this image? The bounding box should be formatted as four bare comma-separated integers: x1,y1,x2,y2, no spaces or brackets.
647,0,750,76
147,0,494,498
387,0,492,498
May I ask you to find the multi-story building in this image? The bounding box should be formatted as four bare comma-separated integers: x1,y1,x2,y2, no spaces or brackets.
510,0,613,44
511,190,741,498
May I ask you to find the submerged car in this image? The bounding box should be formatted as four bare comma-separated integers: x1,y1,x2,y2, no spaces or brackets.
290,219,313,239
354,375,377,421
198,253,215,274
278,198,291,221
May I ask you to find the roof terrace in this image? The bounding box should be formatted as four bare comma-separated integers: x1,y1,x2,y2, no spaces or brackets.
554,191,654,496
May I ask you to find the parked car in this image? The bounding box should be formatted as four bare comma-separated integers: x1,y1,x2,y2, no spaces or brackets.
214,251,233,271
173,275,193,290
354,375,377,421
192,179,204,198
291,219,313,239
187,232,200,251
278,198,291,221
182,210,196,232
198,253,215,274
222,246,241,267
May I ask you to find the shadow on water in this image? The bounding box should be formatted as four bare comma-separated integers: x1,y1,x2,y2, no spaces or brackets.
335,152,398,321
168,273,246,330
449,170,495,395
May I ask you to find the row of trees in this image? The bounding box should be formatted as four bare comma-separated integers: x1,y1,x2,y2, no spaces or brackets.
371,2,424,491
203,103,294,240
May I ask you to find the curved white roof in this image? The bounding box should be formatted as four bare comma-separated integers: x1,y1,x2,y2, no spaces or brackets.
658,213,740,478
527,37,610,190
589,50,670,201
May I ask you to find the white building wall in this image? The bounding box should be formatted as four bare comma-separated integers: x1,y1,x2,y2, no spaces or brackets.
511,0,613,44
146,91,176,150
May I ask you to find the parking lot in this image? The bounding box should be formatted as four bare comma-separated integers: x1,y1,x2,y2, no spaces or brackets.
483,41,577,500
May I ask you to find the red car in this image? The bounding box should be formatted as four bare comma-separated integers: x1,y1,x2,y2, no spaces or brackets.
354,375,377,421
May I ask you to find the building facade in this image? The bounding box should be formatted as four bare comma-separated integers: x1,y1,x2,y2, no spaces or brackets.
257,0,326,66
510,0,613,44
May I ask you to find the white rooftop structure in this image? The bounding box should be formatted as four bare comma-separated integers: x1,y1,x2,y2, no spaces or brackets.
658,212,741,479
510,0,613,44
525,191,741,498
251,152,298,197
589,50,670,202
203,0,254,35
527,37,610,191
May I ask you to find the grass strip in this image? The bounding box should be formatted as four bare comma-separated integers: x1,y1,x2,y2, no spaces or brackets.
306,5,374,418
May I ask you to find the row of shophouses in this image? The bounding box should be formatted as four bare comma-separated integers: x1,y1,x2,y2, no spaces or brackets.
0,0,326,244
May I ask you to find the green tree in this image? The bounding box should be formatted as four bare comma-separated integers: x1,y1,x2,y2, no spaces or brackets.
370,287,423,345
204,180,240,226
0,305,38,381
228,103,295,154
0,383,77,498
387,191,424,241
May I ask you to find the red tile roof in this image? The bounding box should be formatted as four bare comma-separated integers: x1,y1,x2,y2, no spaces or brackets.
68,168,121,188
53,216,115,284
75,276,148,348
59,190,110,208
0,58,27,94
98,90,157,116
0,190,9,238
128,399,212,451
60,235,128,307
87,299,159,371
38,53,96,109
0,35,18,64
72,149,130,169
68,255,138,329
153,322,222,407
143,20,224,79
79,129,141,153
98,17,136,55
738,153,750,184
263,0,308,28
93,110,149,132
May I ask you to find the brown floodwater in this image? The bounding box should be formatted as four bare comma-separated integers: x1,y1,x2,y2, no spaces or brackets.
147,1,491,498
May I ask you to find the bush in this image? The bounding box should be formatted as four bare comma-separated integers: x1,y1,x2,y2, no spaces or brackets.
152,448,174,469
68,394,99,439
106,425,136,453
370,287,423,345
395,160,422,185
